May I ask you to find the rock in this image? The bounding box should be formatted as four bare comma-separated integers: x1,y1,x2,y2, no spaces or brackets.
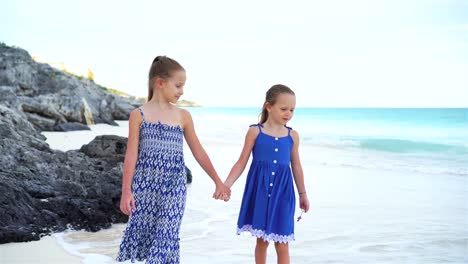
23,112,58,131
54,122,91,131
0,86,17,107
176,99,202,107
0,104,125,243
81,98,94,125
0,107,125,243
0,44,138,130
112,96,141,120
79,135,127,161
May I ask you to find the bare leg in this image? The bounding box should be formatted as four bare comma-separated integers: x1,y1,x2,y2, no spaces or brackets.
274,242,290,264
255,238,269,264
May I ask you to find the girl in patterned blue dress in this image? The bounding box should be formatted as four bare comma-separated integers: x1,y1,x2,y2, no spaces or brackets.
116,56,230,264
224,84,310,264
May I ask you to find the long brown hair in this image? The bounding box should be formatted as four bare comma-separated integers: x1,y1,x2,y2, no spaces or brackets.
259,84,295,124
148,56,185,101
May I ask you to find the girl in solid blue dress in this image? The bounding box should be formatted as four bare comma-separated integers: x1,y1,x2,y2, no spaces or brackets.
116,56,230,263
224,84,310,264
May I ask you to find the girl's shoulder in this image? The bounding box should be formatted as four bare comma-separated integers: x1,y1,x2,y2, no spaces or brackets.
127,108,144,127
130,107,144,120
249,123,262,128
135,103,150,119
178,107,192,121
248,123,262,132
246,123,262,137
242,124,260,143
286,125,298,136
289,128,300,144
285,125,297,134
177,106,190,114
178,108,195,131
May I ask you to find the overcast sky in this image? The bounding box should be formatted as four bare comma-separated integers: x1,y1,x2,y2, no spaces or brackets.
2,0,467,107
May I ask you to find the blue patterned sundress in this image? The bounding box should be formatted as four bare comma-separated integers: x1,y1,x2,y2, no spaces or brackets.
117,108,187,264
237,124,296,243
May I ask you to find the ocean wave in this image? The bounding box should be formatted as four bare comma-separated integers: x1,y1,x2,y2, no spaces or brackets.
316,160,468,177
300,142,468,177
301,135,468,155
359,138,468,154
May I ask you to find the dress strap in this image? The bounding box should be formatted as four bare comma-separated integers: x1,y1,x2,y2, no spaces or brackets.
249,123,263,132
138,107,145,121
285,125,292,136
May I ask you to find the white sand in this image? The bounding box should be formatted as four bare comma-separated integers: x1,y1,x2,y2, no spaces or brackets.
0,235,81,264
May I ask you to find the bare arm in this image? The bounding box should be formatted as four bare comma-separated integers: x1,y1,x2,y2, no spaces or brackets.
181,109,230,198
120,109,142,215
224,126,258,188
291,130,310,212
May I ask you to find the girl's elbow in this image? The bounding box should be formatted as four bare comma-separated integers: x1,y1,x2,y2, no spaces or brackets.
291,165,303,173
195,152,210,165
191,146,207,159
124,153,138,165
237,156,249,167
235,161,247,172
291,160,302,168
124,149,137,160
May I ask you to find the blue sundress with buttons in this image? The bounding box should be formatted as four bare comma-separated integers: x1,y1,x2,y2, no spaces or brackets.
116,108,187,264
237,123,296,243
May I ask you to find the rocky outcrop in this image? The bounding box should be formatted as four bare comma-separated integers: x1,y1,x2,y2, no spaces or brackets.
0,103,193,244
0,105,126,243
176,99,202,107
0,44,143,131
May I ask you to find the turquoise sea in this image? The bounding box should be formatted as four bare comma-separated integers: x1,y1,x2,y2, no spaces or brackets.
190,107,468,177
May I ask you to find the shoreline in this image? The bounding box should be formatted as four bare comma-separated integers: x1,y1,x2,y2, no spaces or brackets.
0,235,81,264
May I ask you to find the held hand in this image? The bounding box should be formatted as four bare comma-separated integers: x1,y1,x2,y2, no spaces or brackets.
120,190,136,216
221,189,231,202
299,193,310,213
213,183,231,201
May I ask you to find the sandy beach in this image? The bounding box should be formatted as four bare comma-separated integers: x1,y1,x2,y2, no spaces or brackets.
0,235,81,264
1,109,467,263
2,161,466,263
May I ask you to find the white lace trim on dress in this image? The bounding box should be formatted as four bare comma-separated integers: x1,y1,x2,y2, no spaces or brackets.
237,225,295,243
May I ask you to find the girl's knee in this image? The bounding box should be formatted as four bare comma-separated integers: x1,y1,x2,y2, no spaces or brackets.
274,242,289,253
256,238,269,249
